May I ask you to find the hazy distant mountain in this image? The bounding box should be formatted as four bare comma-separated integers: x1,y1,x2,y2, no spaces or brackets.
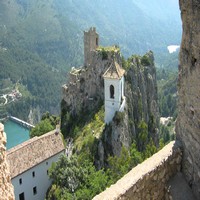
0,0,181,68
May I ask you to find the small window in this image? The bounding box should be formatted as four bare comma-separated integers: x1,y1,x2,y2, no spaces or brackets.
33,186,37,195
46,161,48,165
47,170,49,175
19,178,22,185
96,37,98,46
32,171,35,177
110,85,115,99
19,192,25,200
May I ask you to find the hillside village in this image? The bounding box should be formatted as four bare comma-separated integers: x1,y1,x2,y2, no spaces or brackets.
0,89,22,106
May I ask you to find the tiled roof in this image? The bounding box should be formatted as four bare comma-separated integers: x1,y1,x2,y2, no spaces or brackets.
7,130,65,178
103,61,125,79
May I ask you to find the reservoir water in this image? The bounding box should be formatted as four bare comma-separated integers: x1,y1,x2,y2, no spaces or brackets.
4,119,30,150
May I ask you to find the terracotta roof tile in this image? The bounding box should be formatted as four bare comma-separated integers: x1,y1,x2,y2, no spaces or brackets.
7,130,65,178
103,61,125,79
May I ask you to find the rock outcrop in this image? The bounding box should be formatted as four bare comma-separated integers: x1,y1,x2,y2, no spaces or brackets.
176,0,200,199
96,52,159,167
61,42,159,167
61,47,121,136
61,28,159,168
0,123,14,200
125,52,159,148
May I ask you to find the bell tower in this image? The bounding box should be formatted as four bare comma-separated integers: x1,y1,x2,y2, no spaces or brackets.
84,27,99,66
103,61,126,124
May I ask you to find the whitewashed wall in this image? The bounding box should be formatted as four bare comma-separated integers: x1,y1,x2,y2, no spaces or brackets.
12,152,64,200
104,76,124,124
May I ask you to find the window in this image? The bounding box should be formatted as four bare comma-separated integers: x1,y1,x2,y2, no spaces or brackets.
19,192,25,200
96,37,98,46
19,178,22,185
47,170,49,175
33,186,37,195
32,171,35,177
110,85,114,99
46,161,48,165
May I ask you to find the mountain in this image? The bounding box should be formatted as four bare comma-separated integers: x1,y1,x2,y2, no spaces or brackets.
0,0,181,120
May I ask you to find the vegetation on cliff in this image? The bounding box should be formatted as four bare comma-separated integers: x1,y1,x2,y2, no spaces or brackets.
47,50,176,199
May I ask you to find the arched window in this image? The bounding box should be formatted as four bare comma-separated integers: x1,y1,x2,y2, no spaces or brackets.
110,85,114,99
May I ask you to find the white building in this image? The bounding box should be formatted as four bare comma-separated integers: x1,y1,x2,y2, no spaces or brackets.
7,130,65,200
103,61,126,124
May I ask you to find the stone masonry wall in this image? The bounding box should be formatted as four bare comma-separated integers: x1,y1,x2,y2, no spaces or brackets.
93,141,182,200
176,0,200,199
0,123,14,200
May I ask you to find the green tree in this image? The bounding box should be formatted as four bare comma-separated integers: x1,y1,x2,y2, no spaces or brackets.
30,118,54,138
47,154,108,200
143,138,157,159
138,120,148,151
129,143,143,167
107,146,131,183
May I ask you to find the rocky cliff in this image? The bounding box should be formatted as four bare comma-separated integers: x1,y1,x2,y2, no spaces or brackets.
96,52,159,167
176,0,200,198
61,45,159,167
0,123,14,200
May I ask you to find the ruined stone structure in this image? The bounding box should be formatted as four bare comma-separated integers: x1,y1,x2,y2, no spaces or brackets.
84,27,99,66
0,123,14,200
61,28,121,135
176,0,200,198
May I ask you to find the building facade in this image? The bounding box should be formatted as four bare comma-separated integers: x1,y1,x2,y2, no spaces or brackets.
103,61,125,124
7,130,65,200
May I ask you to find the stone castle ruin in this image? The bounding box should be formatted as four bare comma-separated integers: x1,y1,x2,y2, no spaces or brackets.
84,27,99,67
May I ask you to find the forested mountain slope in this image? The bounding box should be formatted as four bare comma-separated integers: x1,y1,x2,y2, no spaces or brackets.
0,0,181,121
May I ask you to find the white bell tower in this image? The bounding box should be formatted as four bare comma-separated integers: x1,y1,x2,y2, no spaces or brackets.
103,61,125,124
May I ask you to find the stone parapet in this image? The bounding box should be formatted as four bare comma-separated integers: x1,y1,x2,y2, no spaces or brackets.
93,141,182,200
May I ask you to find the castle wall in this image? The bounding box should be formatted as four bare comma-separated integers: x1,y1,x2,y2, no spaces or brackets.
176,0,200,198
0,123,14,200
93,141,182,200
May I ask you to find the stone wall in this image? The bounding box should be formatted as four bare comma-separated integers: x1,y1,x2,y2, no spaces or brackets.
176,0,200,199
0,123,14,200
93,141,182,200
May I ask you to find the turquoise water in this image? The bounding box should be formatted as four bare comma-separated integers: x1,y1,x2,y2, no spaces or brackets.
4,119,30,150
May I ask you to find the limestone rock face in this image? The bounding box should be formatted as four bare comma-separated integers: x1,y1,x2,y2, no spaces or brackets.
126,52,159,148
0,123,14,200
97,52,159,167
176,0,200,198
61,48,159,168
